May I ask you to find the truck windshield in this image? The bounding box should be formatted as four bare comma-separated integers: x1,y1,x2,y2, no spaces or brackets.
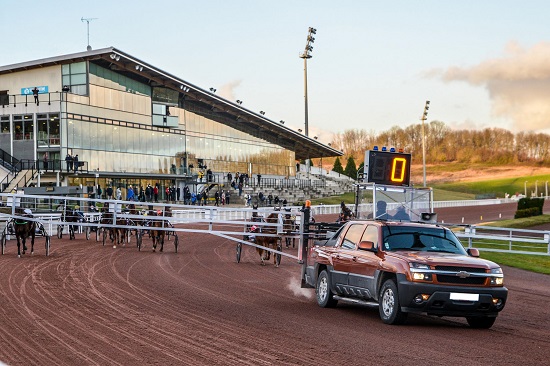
382,226,467,255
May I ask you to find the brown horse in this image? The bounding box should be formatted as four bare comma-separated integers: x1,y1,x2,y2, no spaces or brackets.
149,209,166,252
254,208,292,267
13,211,36,258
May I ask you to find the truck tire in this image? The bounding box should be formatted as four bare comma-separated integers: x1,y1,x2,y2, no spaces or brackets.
379,279,408,325
466,316,496,329
316,269,338,308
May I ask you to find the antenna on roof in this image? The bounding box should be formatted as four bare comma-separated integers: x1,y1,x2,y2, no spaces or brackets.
81,17,98,51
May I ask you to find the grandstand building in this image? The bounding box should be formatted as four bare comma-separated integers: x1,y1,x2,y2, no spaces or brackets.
0,47,341,197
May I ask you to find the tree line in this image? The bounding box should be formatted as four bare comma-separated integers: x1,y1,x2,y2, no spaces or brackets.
319,121,550,178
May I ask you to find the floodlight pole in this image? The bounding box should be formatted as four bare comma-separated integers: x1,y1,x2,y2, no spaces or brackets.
421,101,430,187
300,27,316,178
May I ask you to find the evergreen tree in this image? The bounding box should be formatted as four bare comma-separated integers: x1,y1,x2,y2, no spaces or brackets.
344,156,357,179
333,157,344,174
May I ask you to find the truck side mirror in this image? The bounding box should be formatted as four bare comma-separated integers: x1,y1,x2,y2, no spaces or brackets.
358,240,376,252
467,248,480,257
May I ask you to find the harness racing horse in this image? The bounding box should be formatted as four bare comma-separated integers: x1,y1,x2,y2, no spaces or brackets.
254,207,293,267
14,210,36,258
148,207,177,253
66,208,83,240
149,210,166,252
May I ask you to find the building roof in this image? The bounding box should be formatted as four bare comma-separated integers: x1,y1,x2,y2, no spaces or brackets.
0,47,343,160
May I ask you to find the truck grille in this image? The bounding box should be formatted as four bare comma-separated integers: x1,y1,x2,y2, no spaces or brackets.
436,275,486,285
435,266,487,285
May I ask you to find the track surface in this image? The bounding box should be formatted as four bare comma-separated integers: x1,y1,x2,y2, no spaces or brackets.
0,204,549,366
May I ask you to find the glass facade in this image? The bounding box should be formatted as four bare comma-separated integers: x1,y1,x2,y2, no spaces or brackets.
62,62,88,95
13,114,33,140
64,61,295,177
2,59,296,180
37,113,60,146
0,115,9,134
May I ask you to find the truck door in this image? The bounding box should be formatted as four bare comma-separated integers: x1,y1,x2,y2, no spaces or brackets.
331,223,366,290
348,225,380,299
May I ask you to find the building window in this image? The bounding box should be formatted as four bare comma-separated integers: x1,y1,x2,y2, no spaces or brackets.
37,113,60,146
13,114,33,140
62,61,88,96
0,115,9,134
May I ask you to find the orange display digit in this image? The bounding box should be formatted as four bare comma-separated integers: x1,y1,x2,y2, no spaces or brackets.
391,157,407,182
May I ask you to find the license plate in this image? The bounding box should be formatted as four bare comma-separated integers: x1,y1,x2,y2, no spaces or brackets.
450,293,479,301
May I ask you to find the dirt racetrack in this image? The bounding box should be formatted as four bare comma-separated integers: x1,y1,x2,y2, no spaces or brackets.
0,204,549,366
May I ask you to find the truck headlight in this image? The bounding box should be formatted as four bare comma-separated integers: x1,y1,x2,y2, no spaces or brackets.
489,267,504,286
410,262,433,282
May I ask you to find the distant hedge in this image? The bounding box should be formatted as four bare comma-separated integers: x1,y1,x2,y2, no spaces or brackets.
515,197,544,219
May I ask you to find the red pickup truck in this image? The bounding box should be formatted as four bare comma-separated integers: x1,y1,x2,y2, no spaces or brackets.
302,219,508,328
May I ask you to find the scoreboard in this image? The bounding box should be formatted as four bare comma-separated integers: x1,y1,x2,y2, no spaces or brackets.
364,149,411,187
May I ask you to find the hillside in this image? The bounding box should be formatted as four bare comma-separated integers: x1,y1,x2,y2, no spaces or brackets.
410,164,550,184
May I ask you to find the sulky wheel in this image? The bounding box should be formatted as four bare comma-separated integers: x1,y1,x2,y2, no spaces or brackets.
236,243,242,263
102,228,107,246
276,242,282,267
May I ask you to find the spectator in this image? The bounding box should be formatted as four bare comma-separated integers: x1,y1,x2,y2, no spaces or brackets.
153,184,159,202
282,198,288,206
73,154,79,173
176,186,180,201
338,201,354,223
202,191,207,206
106,185,113,200
42,152,48,172
268,194,273,205
32,87,39,105
116,186,122,200
165,186,170,202
238,182,243,196
258,191,265,205
257,174,262,186
226,190,231,205
145,184,152,202
139,186,145,202
191,192,197,205
221,191,226,205
214,191,220,206
227,172,232,183
65,153,73,173
127,185,135,201
97,184,102,199
274,196,280,205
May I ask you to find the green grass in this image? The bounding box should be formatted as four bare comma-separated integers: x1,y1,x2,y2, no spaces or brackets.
464,215,550,274
432,174,550,198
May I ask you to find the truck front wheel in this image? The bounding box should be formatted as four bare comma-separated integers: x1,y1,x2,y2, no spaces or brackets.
316,270,338,308
379,279,408,325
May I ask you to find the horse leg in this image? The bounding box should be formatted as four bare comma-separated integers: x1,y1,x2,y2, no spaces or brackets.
159,235,164,252
256,240,265,265
152,232,157,252
30,230,35,255
16,236,21,258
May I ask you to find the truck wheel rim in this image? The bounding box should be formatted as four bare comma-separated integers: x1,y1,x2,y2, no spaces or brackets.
319,277,328,300
382,288,395,316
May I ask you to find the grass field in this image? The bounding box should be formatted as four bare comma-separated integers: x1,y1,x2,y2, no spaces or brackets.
432,174,550,198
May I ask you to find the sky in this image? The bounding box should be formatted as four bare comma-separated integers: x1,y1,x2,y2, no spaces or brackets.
2,0,550,145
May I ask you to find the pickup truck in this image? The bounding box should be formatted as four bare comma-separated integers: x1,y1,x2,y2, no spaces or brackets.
302,219,508,328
